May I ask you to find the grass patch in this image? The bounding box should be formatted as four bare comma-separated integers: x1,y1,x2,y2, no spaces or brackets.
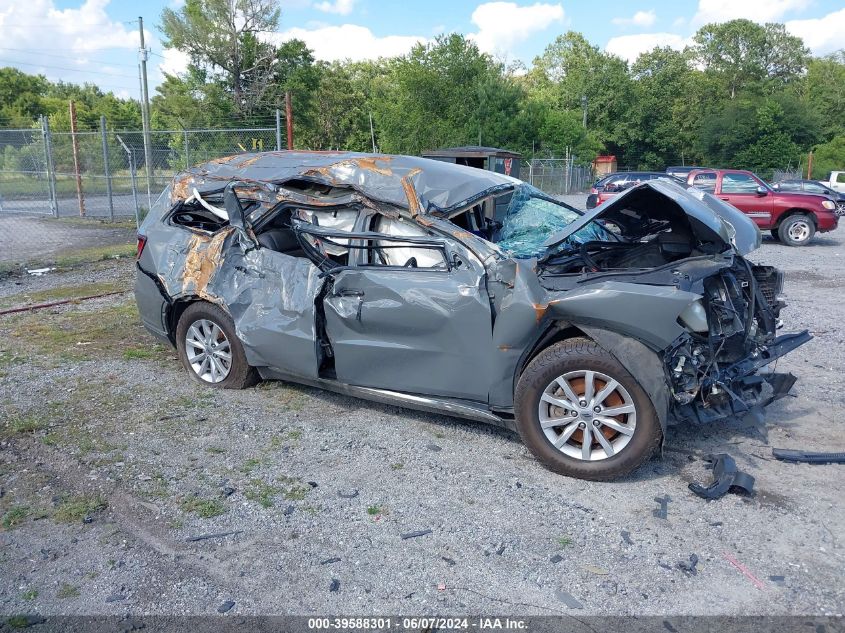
1,506,29,530
390,462,404,470
20,589,37,601
122,347,162,360
0,281,126,310
0,350,27,367
282,481,311,501
57,584,80,599
244,480,279,509
180,496,226,518
205,446,226,454
2,415,46,438
53,495,107,523
557,536,573,547
2,299,169,362
54,243,136,268
366,505,382,516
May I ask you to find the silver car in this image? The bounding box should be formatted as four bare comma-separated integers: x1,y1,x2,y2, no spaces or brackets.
134,152,809,480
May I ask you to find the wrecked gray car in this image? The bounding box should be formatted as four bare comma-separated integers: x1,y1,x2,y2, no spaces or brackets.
134,152,810,480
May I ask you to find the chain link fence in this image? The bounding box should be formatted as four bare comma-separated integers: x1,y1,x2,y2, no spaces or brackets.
520,158,594,195
0,118,282,267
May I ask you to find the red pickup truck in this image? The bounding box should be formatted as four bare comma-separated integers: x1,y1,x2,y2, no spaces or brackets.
687,169,839,246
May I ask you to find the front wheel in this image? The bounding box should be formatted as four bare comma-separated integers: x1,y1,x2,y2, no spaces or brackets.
175,302,259,389
778,214,815,246
514,338,662,480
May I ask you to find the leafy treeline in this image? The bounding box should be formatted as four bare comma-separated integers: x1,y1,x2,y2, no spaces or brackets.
3,0,845,179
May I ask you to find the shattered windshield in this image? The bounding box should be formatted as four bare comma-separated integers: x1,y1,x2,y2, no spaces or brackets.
497,185,614,258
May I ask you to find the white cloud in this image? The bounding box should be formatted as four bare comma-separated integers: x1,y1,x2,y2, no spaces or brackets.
159,47,191,77
786,8,845,56
467,2,565,57
612,10,657,28
314,0,355,15
692,0,811,27
0,0,151,94
605,33,688,64
269,24,426,62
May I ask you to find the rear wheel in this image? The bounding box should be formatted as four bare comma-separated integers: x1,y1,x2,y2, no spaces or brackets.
176,302,258,389
514,338,662,480
778,214,815,246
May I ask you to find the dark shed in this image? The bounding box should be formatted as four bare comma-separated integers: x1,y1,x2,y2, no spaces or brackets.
422,146,522,179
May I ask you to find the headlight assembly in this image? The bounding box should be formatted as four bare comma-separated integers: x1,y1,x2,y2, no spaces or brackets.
822,200,836,210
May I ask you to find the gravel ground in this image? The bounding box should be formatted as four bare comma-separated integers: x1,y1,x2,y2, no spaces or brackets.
0,207,843,619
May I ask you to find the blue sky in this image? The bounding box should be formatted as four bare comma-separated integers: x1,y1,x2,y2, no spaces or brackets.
1,0,843,100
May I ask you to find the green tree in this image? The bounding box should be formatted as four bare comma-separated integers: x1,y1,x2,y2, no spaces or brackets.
805,52,845,139
692,20,808,98
811,136,845,179
160,0,281,112
530,32,634,153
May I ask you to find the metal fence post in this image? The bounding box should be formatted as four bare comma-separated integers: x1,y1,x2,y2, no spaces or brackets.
41,115,59,217
100,116,114,221
275,109,282,151
184,127,190,169
116,134,140,228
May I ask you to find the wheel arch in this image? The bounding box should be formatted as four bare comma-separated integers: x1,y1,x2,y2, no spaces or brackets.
773,208,817,229
166,295,228,345
515,321,670,438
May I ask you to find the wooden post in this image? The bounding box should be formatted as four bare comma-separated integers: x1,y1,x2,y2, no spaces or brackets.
285,91,294,150
69,100,86,217
807,151,813,180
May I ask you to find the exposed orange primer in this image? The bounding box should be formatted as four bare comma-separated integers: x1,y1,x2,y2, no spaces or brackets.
181,228,232,298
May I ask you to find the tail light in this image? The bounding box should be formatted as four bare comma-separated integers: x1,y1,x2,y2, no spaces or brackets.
136,234,147,260
590,187,598,194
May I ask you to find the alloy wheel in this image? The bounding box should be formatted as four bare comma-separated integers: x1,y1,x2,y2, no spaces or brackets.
184,318,232,383
538,370,637,461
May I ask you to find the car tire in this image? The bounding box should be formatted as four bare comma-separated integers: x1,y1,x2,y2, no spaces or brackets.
513,338,662,481
176,302,259,389
769,229,780,241
777,214,815,247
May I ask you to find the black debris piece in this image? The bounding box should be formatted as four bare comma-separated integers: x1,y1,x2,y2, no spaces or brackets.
688,454,755,500
217,600,235,613
710,521,723,527
550,554,563,564
554,589,583,609
663,621,679,633
329,579,340,592
658,562,673,571
772,449,845,465
307,481,319,488
185,530,243,542
426,444,442,452
321,557,341,565
496,545,505,555
337,489,359,499
105,594,126,603
621,530,634,545
677,554,699,575
283,505,295,516
442,556,456,566
653,495,670,519
769,575,786,584
221,486,236,497
401,529,432,540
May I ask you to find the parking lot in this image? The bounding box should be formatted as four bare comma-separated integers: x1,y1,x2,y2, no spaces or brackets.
0,207,843,619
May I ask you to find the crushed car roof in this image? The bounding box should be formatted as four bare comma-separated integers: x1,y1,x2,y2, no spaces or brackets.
169,151,521,214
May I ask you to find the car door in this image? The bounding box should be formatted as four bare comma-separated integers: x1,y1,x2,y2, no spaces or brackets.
718,172,774,228
313,212,495,402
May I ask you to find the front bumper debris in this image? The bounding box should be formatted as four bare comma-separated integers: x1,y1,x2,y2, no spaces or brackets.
680,330,812,424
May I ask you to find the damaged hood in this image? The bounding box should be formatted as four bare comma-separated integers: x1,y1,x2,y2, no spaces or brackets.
168,151,520,215
543,179,762,256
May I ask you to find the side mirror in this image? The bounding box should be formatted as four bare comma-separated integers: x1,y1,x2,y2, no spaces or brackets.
756,185,768,196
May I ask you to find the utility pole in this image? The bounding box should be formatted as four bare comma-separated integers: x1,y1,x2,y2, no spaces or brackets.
807,151,814,180
285,91,294,150
581,95,588,129
369,112,376,153
68,101,86,217
275,108,282,151
138,16,153,208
